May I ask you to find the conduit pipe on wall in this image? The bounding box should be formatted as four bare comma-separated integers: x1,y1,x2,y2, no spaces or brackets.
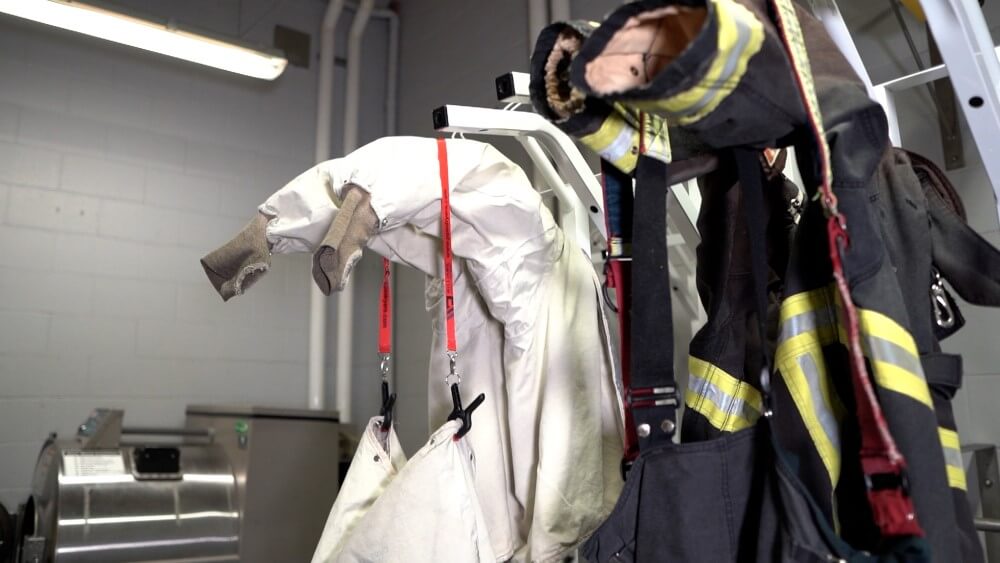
381,7,399,392
549,0,570,23
333,0,375,425
309,0,398,415
310,0,346,411
527,0,548,57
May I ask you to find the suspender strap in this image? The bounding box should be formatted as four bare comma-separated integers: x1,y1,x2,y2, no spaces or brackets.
601,159,639,462
629,154,678,451
770,0,922,537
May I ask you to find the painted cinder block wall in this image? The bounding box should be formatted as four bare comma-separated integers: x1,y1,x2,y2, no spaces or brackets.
0,0,391,507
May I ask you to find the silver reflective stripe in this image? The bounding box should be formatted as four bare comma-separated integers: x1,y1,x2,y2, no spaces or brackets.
942,442,964,470
862,334,924,379
675,9,752,118
598,122,635,163
779,303,835,343
797,353,841,452
687,370,760,423
779,296,925,382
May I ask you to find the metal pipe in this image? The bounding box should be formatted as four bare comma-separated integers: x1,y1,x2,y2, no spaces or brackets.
527,0,548,58
976,518,1000,533
384,7,399,391
334,0,375,425
549,0,570,22
517,137,590,254
919,0,1000,223
310,0,346,411
384,7,399,139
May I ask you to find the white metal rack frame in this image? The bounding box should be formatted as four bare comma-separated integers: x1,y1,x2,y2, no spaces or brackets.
431,72,706,324
815,0,1000,223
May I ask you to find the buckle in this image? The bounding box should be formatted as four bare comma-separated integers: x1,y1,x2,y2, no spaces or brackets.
626,386,678,409
864,470,910,495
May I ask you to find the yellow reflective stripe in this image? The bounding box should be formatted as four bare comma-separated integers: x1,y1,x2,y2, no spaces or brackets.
946,466,967,491
638,0,764,125
855,307,919,357
776,343,842,485
779,286,834,320
685,356,762,432
834,306,932,408
579,112,639,172
779,312,838,350
939,427,967,490
870,361,933,408
684,389,758,432
940,426,961,449
777,287,845,487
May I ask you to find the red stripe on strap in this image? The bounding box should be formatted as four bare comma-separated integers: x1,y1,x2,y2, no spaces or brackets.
437,138,458,353
378,257,392,355
770,0,921,538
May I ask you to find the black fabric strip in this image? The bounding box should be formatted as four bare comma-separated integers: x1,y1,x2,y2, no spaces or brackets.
630,155,677,450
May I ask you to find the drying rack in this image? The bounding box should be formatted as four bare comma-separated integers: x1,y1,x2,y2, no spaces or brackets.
434,0,1000,548
431,72,705,324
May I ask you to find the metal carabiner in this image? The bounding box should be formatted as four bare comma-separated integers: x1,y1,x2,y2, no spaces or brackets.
445,351,460,386
931,268,956,329
379,353,391,381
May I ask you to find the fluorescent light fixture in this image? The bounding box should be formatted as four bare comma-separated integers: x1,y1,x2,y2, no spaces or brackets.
0,0,288,80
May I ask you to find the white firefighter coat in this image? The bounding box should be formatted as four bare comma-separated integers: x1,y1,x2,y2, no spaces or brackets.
260,136,624,561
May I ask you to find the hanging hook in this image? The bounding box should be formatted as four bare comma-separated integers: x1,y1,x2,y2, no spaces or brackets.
378,353,395,431
447,383,485,440
379,380,396,432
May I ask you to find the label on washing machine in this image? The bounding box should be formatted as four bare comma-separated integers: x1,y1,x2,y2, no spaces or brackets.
62,452,127,477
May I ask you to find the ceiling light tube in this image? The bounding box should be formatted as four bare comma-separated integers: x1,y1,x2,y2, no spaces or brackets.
0,0,288,80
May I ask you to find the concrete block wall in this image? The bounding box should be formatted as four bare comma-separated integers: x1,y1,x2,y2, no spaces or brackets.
0,0,391,508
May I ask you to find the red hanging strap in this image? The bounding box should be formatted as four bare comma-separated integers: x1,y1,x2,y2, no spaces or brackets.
377,252,394,433
770,0,922,538
437,138,484,440
437,138,458,356
378,257,392,356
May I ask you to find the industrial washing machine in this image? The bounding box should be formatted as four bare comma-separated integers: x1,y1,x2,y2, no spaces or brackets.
9,405,342,562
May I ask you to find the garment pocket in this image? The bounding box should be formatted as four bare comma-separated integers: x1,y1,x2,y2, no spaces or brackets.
834,186,883,285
